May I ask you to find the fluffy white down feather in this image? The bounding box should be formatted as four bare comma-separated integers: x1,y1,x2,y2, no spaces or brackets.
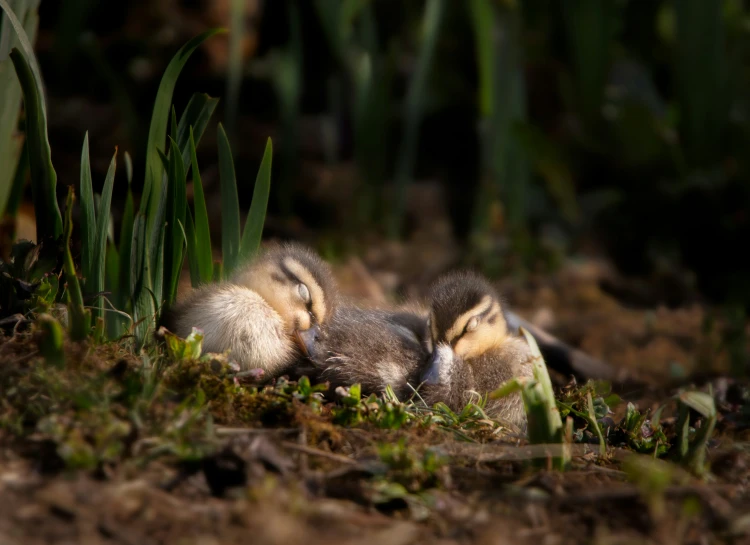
173,284,295,373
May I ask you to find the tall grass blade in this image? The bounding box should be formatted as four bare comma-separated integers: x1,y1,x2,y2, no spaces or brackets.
62,186,91,341
561,0,617,128
271,2,302,216
118,152,134,309
148,159,168,311
141,29,224,234
469,2,530,234
164,136,187,306
388,0,446,238
105,241,119,338
5,137,27,223
520,326,566,469
188,127,212,284
3,1,63,239
90,148,117,320
78,132,95,287
217,123,241,275
0,0,38,221
176,93,219,171
130,213,155,348
226,0,246,141
674,0,725,167
239,137,272,260
184,212,201,287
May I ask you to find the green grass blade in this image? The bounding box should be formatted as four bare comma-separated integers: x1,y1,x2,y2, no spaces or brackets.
164,136,187,306
184,211,201,287
105,241,120,338
62,186,91,341
239,137,272,261
176,93,219,170
90,148,117,320
78,132,95,287
141,29,225,231
170,105,178,147
469,0,493,119
226,0,246,141
561,0,617,127
0,0,38,221
124,151,133,185
188,127,212,283
118,154,134,309
272,2,302,216
388,0,446,238
6,42,62,239
213,260,223,282
148,156,168,311
152,223,166,318
217,123,241,274
519,326,566,468
130,213,155,348
5,136,27,223
674,0,725,167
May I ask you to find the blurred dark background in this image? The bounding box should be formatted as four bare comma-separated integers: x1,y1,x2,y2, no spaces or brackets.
15,0,750,310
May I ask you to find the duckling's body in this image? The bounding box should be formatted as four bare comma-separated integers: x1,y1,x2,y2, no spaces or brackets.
164,242,337,376
420,271,533,430
298,305,428,399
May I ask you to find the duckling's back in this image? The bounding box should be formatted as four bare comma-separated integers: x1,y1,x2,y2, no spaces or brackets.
306,307,428,399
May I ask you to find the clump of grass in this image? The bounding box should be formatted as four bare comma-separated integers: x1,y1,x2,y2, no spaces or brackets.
331,384,411,429
1,0,275,350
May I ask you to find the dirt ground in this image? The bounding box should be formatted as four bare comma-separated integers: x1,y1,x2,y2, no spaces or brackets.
2,246,750,545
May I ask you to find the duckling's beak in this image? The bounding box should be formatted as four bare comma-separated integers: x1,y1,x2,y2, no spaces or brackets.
295,325,321,358
422,344,454,385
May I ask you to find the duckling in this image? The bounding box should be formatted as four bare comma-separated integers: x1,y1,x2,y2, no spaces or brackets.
163,242,338,376
419,271,533,430
295,305,429,400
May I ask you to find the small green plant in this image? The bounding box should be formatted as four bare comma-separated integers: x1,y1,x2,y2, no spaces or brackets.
613,401,670,457
558,380,620,457
36,313,64,367
163,326,204,362
672,389,717,477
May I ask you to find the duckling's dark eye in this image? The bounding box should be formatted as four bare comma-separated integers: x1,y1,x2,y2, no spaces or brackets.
465,316,479,333
298,283,311,304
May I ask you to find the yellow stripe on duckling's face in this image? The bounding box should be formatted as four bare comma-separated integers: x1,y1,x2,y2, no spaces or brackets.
444,295,493,344
283,257,327,325
445,299,508,360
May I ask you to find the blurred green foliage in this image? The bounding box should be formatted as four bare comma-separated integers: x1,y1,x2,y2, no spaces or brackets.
4,0,750,309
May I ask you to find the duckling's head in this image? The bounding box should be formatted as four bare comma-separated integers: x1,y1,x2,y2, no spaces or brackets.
422,271,509,384
231,242,337,348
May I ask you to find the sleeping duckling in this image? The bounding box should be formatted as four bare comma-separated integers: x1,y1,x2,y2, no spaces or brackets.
419,271,533,430
296,305,429,399
164,242,338,376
